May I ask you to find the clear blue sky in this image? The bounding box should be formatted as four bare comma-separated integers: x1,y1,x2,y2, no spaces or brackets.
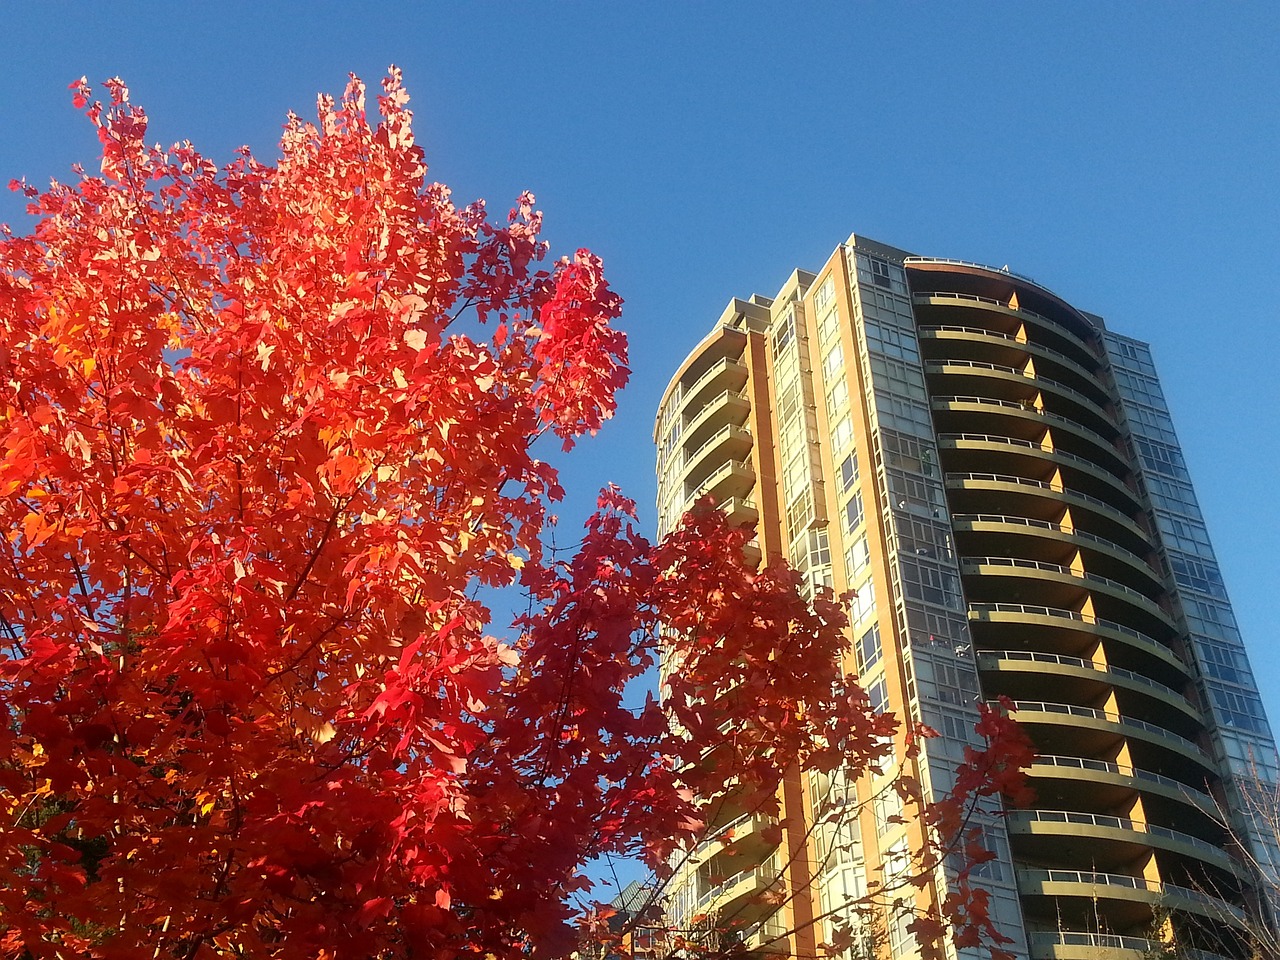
4,1,1278,795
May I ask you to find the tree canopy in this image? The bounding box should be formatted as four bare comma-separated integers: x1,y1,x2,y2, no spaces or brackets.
0,72,1030,960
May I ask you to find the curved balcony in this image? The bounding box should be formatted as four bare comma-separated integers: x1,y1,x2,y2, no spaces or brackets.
682,389,750,451
977,649,1201,726
676,355,749,418
1007,700,1214,772
968,602,1189,682
926,360,1118,438
681,422,753,491
740,917,790,956
719,496,759,528
952,514,1164,593
696,856,783,923
1016,869,1246,928
919,325,1110,405
1028,755,1217,820
937,432,1143,513
1027,931,1229,960
910,289,1100,367
945,472,1152,556
687,458,755,508
961,555,1173,638
1007,810,1239,875
658,326,748,442
696,809,780,862
931,396,1130,475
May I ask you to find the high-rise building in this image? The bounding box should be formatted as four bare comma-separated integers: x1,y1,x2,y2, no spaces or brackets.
653,234,1278,960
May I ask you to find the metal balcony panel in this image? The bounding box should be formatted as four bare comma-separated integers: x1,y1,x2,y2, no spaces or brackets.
968,603,1190,682
937,433,1144,513
977,649,1202,727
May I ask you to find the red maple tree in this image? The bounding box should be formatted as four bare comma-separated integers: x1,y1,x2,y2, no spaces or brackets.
0,72,1031,959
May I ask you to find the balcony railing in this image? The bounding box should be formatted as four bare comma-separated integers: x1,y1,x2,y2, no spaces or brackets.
682,388,749,438
690,459,754,502
905,259,1049,290
932,395,1126,464
699,809,778,852
1029,931,1158,954
927,359,1115,427
968,601,1182,664
1006,700,1209,763
679,355,747,409
910,287,1097,343
681,422,751,474
920,324,1106,388
977,648,1194,714
946,470,1146,538
952,514,1156,577
964,555,1149,603
937,432,1140,504
1030,754,1215,814
1016,868,1245,922
1029,931,1235,960
695,856,781,912
1007,809,1228,860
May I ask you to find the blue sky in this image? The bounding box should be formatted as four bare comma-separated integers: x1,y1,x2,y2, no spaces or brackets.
4,0,1278,854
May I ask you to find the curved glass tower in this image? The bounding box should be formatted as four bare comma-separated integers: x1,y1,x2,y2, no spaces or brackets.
654,234,1277,960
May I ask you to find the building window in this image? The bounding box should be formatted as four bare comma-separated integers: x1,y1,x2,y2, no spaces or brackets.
839,453,859,493
850,575,876,624
831,414,854,453
773,310,796,355
845,537,871,582
857,624,882,674
844,491,865,534
814,276,836,310
822,341,845,382
867,675,889,715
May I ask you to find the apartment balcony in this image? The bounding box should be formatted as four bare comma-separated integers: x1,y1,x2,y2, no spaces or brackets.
926,359,1119,439
951,514,1164,593
1015,869,1247,930
680,422,753,491
682,388,751,452
694,856,782,927
686,458,755,508
676,355,750,416
910,289,1100,368
919,325,1111,404
658,326,748,437
967,602,1191,686
945,472,1152,557
977,649,1202,729
719,496,759,528
1006,699,1215,774
937,432,1144,513
1006,809,1240,876
695,809,780,863
1025,754,1220,843
931,396,1130,475
739,916,789,955
1027,931,1237,960
960,555,1174,640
